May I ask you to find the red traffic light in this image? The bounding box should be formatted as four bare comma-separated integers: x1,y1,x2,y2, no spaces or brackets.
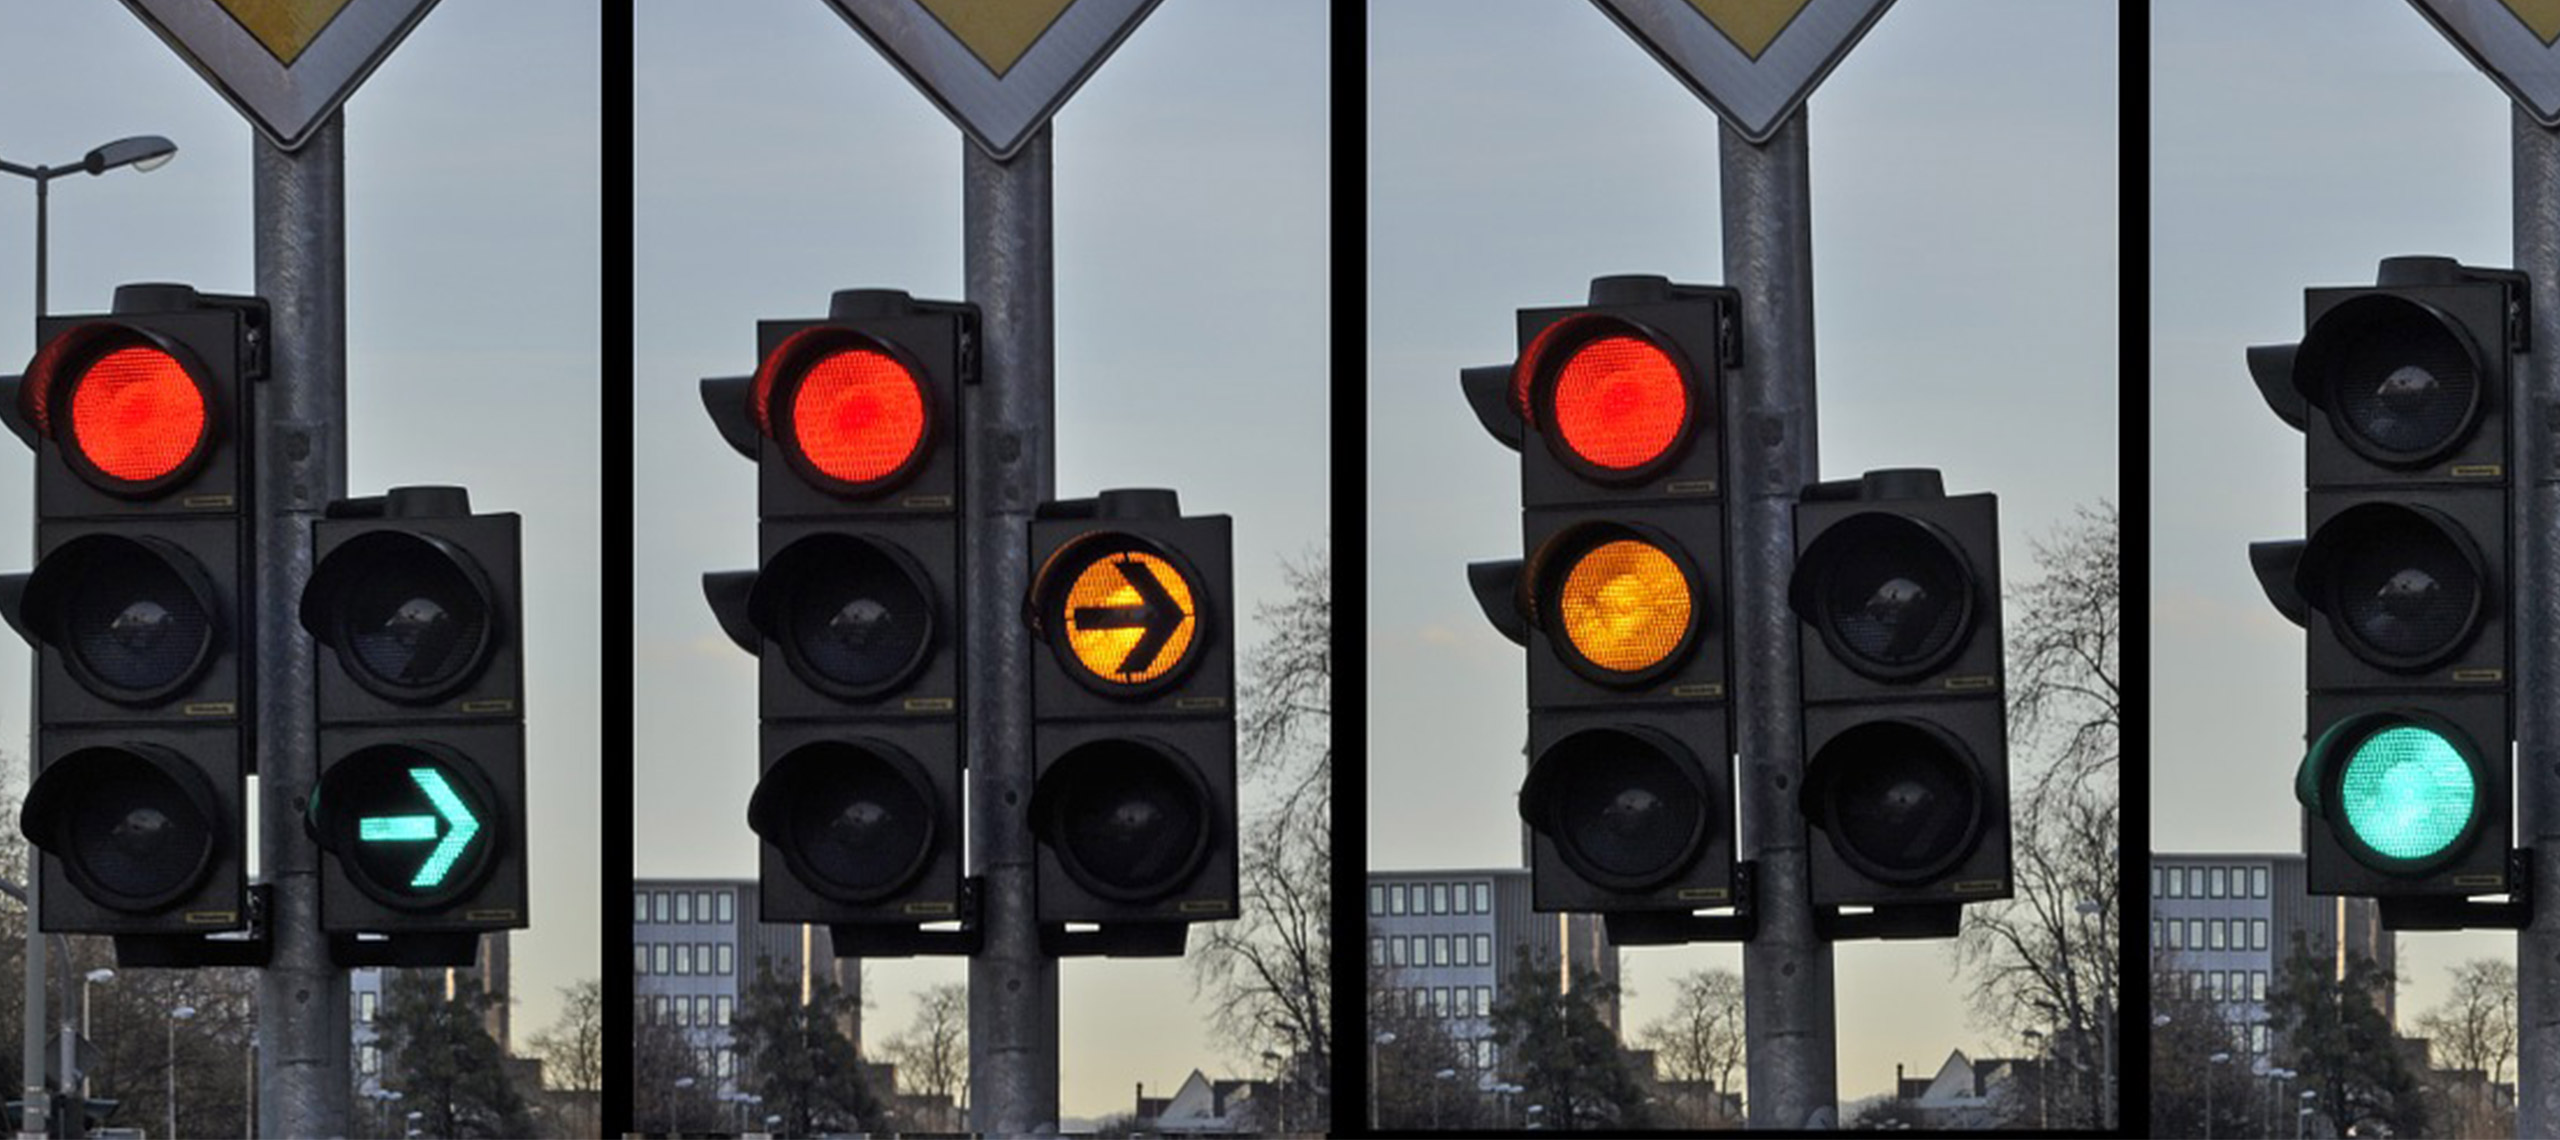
753,329,934,495
69,346,209,486
1548,335,1688,472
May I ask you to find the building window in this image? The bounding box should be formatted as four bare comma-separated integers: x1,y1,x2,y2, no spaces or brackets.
719,943,734,975
2252,1024,2269,1054
636,945,650,975
2188,919,2204,949
1475,933,1491,967
2187,867,2204,897
1370,885,1385,916
2252,867,2268,898
2252,919,2267,951
655,891,670,922
1477,986,1492,1016
1434,935,1450,967
1433,884,1450,915
1391,884,1408,915
2210,867,2227,898
694,891,711,924
2168,921,2183,950
675,1000,691,1028
1474,882,1490,913
636,890,649,922
654,995,671,1025
2209,921,2225,950
1372,937,1386,966
676,892,692,924
1434,988,1450,1017
718,890,736,924
676,945,692,975
718,995,734,1025
655,944,670,975
359,992,377,1023
2152,867,2163,898
2254,971,2267,1001
1390,936,1407,967
2165,869,2182,898
696,995,712,1026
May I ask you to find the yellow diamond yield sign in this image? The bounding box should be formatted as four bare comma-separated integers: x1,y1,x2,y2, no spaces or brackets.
1593,0,1896,143
917,0,1076,78
1690,0,1812,62
216,0,356,65
123,0,439,151
2410,0,2560,124
824,0,1162,159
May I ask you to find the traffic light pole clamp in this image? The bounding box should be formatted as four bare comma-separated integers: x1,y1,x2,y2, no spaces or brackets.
1601,859,1760,946
2374,847,2533,931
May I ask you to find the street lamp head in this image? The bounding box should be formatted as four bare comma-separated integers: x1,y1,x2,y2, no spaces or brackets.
85,968,115,983
674,1077,697,1089
2151,1014,2172,1027
171,1005,196,1020
1376,1030,1397,1045
83,136,176,176
2210,1051,2230,1063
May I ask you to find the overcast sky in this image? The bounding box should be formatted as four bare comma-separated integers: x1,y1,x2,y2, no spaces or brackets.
632,3,1328,1121
1369,0,2117,1108
2151,0,2521,1058
0,0,600,1060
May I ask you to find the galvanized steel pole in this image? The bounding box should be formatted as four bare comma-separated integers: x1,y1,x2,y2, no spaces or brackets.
964,126,1060,1135
2511,104,2560,1140
1721,110,1836,1130
252,114,352,1139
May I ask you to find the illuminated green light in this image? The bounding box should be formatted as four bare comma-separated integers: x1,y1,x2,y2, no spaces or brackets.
351,767,483,891
2338,725,2475,862
359,816,437,842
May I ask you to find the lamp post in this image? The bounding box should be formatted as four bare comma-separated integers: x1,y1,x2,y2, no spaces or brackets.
165,1004,195,1139
2299,1088,2317,1139
2205,1051,2229,1139
0,135,177,338
669,1075,696,1137
75,967,112,1108
1370,1031,1395,1130
1262,1049,1287,1135
1432,1068,1456,1129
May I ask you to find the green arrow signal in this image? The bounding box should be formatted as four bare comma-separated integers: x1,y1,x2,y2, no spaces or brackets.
355,767,483,890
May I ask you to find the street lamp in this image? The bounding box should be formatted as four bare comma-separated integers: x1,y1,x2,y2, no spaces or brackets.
2205,1051,2229,1140
669,1075,697,1136
166,1004,195,1140
2300,1088,2318,1139
1433,1068,1456,1129
1262,1049,1287,1135
0,134,178,335
1370,1031,1395,1130
2023,1027,2048,1130
76,967,113,1106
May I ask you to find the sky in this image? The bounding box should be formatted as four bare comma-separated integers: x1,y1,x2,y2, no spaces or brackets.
1369,0,2118,1109
2151,0,2519,1065
0,1,601,1059
631,3,1328,1123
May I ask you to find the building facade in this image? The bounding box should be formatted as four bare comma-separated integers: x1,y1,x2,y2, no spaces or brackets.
352,932,511,1098
1365,867,1619,1087
2148,852,2394,1060
632,877,859,1096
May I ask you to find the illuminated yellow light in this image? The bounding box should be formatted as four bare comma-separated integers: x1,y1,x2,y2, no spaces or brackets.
1559,540,1692,672
1061,550,1197,685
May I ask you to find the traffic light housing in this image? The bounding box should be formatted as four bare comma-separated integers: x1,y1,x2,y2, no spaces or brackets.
1468,276,1741,920
1,283,262,937
1789,469,2011,912
300,486,525,942
2251,257,2521,904
1025,488,1236,940
705,290,973,933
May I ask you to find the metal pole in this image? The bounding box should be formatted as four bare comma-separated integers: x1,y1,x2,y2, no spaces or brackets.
33,171,47,330
253,113,352,1139
1721,109,1835,1130
166,1015,176,1140
21,175,46,1138
2511,103,2560,1140
962,125,1058,1136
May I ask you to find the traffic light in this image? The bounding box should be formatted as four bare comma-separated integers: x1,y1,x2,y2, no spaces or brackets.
0,283,262,937
1789,469,2010,911
1466,276,1739,918
2250,257,2520,903
299,486,524,939
1024,488,1235,938
703,290,973,931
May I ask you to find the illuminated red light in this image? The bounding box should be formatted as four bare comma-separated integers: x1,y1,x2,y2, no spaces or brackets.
1552,336,1686,471
68,346,207,485
789,348,928,486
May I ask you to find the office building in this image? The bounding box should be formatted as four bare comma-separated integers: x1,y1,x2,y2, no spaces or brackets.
632,877,859,1096
1365,867,1619,1086
2148,852,2394,1060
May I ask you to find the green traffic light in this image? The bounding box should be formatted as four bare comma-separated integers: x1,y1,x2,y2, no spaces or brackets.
353,767,483,890
2337,724,2475,863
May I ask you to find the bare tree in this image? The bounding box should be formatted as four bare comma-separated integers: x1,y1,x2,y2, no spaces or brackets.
1954,501,2120,1129
881,982,967,1129
529,979,601,1138
2009,500,2119,800
1190,546,1330,1125
2414,957,2516,1137
1636,968,1745,1127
